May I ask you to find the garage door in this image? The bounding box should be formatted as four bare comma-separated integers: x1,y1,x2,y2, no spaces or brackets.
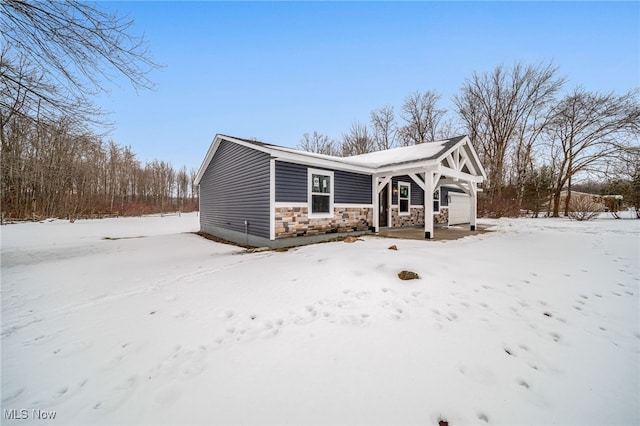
448,192,470,225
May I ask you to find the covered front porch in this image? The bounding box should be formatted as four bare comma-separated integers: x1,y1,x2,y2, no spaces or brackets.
376,223,492,241
363,137,486,239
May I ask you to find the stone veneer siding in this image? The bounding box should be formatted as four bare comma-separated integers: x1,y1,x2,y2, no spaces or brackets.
391,206,449,227
392,207,424,227
434,207,449,224
275,207,372,239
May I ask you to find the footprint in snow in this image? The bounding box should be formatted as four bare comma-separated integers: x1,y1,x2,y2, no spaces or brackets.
92,375,138,414
1,387,24,405
153,384,182,408
339,314,369,327
219,310,234,320
477,413,489,423
52,340,92,357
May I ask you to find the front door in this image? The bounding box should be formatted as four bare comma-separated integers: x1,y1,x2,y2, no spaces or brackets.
379,186,388,227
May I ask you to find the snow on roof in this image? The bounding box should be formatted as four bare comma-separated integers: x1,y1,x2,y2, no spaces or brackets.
344,136,465,168
224,134,467,169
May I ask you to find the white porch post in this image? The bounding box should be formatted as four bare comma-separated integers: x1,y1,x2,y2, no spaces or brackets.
469,181,477,231
387,180,392,227
424,169,434,239
373,175,379,232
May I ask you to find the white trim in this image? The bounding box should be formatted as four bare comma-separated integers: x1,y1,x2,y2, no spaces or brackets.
376,175,393,193
425,169,434,239
398,181,410,216
308,168,334,219
373,175,379,232
408,173,426,192
437,164,484,183
392,204,425,209
269,158,276,240
273,156,372,175
274,202,373,209
196,134,487,187
275,202,308,208
387,181,392,227
433,187,441,212
434,135,487,180
334,203,374,208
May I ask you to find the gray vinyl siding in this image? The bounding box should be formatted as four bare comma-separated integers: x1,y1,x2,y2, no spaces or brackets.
335,170,371,204
275,161,306,202
199,140,270,238
392,176,425,206
275,161,372,204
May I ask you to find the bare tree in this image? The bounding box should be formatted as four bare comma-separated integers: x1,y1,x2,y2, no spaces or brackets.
297,131,341,156
1,0,160,122
370,105,397,150
176,166,189,211
434,117,459,141
454,62,564,205
606,147,640,218
189,167,198,208
341,121,374,156
398,90,445,146
546,88,640,217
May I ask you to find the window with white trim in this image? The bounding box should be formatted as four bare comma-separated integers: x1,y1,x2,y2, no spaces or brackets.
398,182,410,215
308,169,334,217
433,189,440,212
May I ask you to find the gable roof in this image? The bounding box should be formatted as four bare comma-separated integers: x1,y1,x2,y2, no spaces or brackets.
194,133,486,185
345,136,465,168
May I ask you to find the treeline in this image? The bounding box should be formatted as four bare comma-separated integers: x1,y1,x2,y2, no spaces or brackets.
298,62,640,218
1,1,180,221
1,113,198,221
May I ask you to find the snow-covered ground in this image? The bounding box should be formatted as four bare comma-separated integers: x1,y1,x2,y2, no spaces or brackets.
1,213,638,425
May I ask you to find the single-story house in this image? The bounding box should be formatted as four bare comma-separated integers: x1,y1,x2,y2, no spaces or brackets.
194,134,486,248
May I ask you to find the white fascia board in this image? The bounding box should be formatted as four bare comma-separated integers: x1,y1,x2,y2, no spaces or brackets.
195,134,373,185
194,134,275,185
373,160,439,176
273,155,372,174
435,140,463,167
463,142,487,179
194,135,222,186
435,135,487,180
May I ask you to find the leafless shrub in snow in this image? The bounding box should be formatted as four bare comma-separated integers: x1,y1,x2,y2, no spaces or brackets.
567,196,603,221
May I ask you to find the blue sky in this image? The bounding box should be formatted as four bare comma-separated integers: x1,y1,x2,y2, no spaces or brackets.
95,1,640,171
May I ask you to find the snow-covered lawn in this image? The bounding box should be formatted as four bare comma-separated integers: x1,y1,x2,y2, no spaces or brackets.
1,213,638,425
